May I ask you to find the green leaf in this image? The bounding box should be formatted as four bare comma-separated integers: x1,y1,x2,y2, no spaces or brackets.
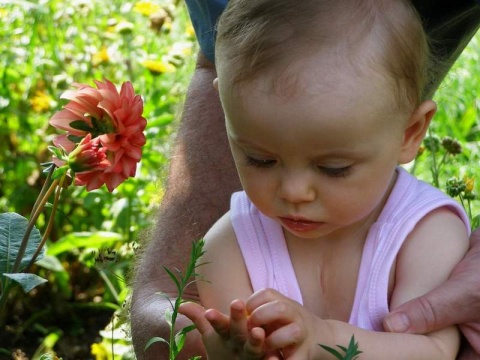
175,324,196,353
165,307,173,329
39,354,59,360
67,135,84,144
47,146,65,159
459,105,477,138
144,336,169,350
4,273,47,293
0,212,44,274
36,255,65,272
69,120,93,132
52,166,68,180
319,344,344,359
163,266,181,292
46,231,122,256
319,335,362,360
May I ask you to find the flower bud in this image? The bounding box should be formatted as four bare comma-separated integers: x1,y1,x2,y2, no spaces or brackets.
68,134,110,173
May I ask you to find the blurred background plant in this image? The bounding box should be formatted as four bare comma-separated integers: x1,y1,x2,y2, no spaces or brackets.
0,0,478,358
0,0,195,358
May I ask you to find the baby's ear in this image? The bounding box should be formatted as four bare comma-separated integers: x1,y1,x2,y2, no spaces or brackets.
213,78,219,91
398,100,437,164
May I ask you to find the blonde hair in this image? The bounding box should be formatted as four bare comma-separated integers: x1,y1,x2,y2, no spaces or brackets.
216,0,429,111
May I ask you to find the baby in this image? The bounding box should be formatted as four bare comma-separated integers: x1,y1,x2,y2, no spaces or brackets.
180,0,471,358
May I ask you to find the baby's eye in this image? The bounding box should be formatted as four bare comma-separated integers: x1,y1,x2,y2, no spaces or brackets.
245,156,276,168
317,165,352,178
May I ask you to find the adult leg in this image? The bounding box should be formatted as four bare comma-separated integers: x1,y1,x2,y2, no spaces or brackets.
130,52,241,360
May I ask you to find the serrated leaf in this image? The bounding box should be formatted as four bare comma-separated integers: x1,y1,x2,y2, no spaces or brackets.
4,273,47,292
144,336,169,350
0,212,44,274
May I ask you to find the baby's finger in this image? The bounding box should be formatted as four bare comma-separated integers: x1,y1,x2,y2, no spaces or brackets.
178,302,212,335
265,322,303,351
205,308,230,337
242,327,265,359
230,299,249,343
249,299,297,329
246,288,284,313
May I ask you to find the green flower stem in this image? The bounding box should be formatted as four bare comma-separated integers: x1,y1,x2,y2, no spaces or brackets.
25,174,66,272
0,281,14,320
31,165,55,216
11,178,59,274
98,269,120,304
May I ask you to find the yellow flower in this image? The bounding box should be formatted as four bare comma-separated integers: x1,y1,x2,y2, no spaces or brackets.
91,343,109,360
416,145,425,157
30,90,54,113
134,0,161,16
186,24,195,38
0,8,9,19
464,176,475,193
142,59,175,75
92,46,110,66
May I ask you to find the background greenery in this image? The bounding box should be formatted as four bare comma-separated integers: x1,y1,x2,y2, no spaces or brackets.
0,0,478,359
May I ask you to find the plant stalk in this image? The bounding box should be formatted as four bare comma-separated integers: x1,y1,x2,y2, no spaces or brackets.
25,174,65,272
11,178,59,274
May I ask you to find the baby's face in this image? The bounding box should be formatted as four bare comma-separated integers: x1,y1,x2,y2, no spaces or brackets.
217,55,412,239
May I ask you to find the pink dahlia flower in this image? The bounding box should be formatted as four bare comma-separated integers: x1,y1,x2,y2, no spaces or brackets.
49,79,147,192
67,134,110,174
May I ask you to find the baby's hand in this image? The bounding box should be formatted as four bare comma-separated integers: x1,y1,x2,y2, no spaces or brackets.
246,289,332,359
180,300,271,360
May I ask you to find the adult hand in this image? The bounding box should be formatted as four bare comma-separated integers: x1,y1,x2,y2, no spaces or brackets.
384,228,480,356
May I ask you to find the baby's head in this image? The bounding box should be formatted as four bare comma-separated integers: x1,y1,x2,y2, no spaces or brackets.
215,0,430,115
215,1,438,235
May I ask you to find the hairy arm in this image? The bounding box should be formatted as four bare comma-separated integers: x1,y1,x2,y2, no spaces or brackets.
130,52,241,360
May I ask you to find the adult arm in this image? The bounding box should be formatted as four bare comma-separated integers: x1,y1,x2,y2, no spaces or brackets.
130,51,241,360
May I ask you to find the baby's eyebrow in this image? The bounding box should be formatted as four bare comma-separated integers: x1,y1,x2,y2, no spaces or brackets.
229,136,270,151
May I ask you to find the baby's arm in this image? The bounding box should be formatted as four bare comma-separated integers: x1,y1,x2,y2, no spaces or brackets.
246,207,469,359
181,211,269,359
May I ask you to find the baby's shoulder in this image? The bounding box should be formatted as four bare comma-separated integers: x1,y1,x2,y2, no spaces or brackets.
203,211,238,253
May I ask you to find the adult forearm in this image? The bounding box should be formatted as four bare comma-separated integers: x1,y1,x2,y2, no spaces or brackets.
131,52,241,359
